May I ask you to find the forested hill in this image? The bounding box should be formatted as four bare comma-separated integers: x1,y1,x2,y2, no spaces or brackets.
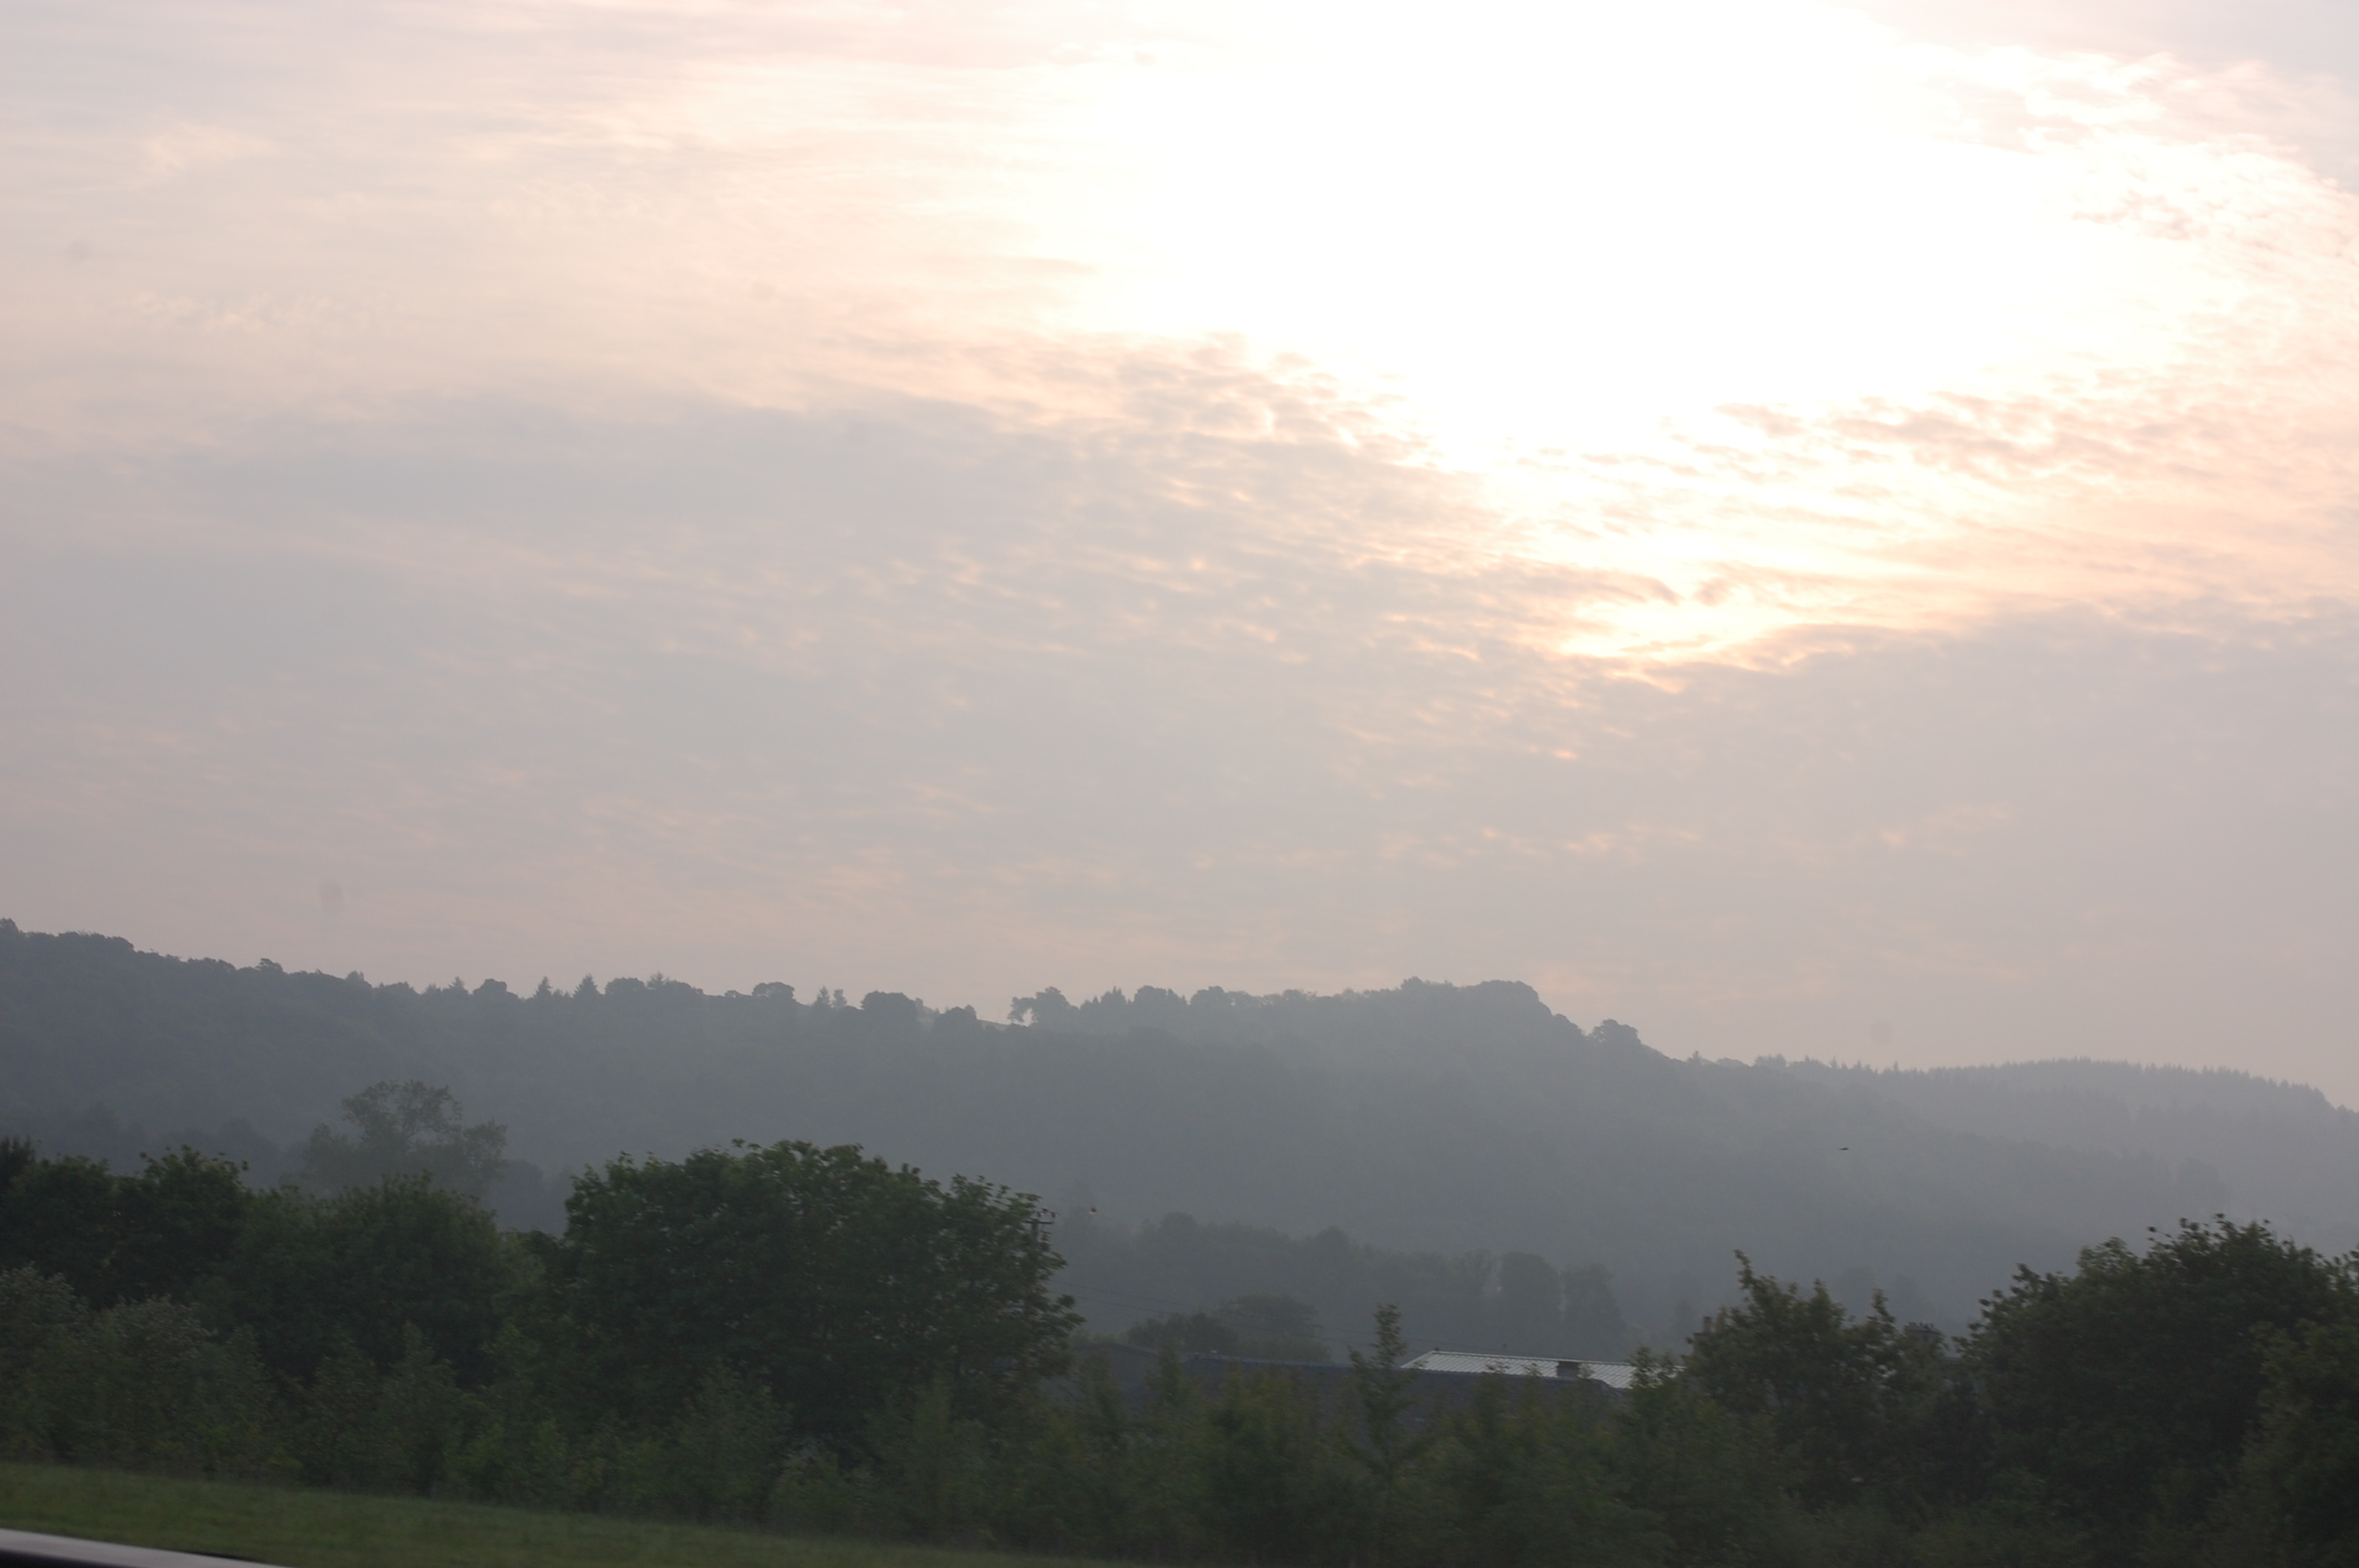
1030,984,2359,1267
4,920,2350,1344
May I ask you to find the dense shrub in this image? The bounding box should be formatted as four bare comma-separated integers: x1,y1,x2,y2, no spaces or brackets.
543,1140,1079,1444
0,1265,280,1475
1968,1218,2355,1549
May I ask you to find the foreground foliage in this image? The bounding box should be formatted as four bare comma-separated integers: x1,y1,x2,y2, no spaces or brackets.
3,1125,2358,1567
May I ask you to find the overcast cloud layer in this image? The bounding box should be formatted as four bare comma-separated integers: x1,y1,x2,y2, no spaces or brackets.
5,0,2357,1101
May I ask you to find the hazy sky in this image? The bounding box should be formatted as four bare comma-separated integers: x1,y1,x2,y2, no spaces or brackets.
6,0,2357,1100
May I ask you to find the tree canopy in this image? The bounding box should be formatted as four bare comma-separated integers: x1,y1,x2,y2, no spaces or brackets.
545,1139,1079,1445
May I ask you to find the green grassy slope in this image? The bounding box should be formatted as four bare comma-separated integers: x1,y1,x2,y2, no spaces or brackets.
0,1465,1106,1568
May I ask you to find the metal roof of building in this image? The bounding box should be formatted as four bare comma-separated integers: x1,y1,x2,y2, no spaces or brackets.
1401,1350,1641,1390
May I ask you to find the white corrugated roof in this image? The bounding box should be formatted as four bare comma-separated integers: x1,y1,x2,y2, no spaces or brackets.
1401,1350,1639,1389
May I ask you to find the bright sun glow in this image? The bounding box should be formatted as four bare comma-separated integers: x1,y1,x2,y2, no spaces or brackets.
654,1,2359,657
9,0,2357,659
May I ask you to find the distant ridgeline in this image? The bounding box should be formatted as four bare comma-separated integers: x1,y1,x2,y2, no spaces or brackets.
4,918,2354,1346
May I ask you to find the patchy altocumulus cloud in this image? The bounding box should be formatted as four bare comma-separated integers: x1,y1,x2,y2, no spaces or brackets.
4,0,2357,1097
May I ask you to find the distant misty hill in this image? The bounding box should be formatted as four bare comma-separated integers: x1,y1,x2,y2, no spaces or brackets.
1774,1057,2358,1254
4,919,2352,1347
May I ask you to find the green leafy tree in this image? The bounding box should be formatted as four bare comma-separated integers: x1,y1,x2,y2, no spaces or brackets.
294,1081,508,1200
0,1265,90,1459
0,1146,250,1308
1968,1218,2352,1544
1496,1252,1563,1354
2230,1312,2359,1565
546,1140,1078,1446
296,1323,470,1494
1126,1293,1330,1361
1127,1309,1244,1356
666,1364,790,1523
1561,1262,1631,1359
1193,1366,1350,1563
994,1359,1141,1554
1614,1353,1784,1568
1349,1302,1434,1564
1682,1255,1953,1511
0,1153,121,1302
1432,1373,1658,1567
231,1174,517,1385
882,1378,990,1541
1222,1293,1332,1361
111,1149,253,1305
1133,1341,1210,1554
0,1267,278,1475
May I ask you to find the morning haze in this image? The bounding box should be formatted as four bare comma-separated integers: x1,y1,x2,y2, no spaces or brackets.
9,921,2356,1351
7,0,2359,1559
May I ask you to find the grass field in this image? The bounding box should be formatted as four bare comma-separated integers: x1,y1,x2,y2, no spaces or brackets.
0,1465,1111,1568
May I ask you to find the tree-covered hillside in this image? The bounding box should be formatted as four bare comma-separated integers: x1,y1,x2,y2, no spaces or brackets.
1780,1056,2359,1250
5,919,2346,1344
